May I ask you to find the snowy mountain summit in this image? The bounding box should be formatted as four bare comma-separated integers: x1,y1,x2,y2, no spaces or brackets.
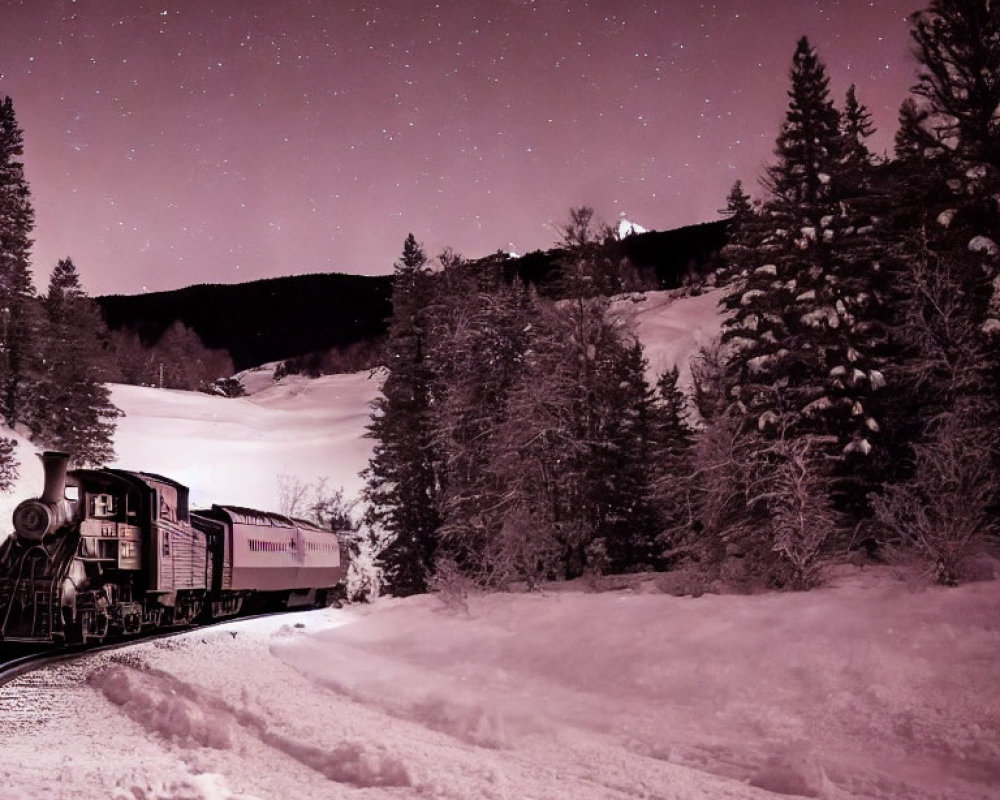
616,214,649,239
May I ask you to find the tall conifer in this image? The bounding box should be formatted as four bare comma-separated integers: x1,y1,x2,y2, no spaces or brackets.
32,258,121,465
0,96,39,428
363,234,441,595
723,38,889,475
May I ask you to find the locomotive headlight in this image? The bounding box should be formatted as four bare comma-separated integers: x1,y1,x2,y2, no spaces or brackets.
12,499,53,542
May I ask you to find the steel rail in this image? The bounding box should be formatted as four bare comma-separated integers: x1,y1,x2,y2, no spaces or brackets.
0,605,329,686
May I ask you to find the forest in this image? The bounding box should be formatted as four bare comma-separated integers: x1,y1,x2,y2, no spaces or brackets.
362,0,1000,595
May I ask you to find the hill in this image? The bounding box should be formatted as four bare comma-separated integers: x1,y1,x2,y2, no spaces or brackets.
95,220,728,372
96,272,394,372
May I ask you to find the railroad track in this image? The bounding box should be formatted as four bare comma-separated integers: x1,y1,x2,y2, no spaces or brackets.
0,616,269,732
0,646,99,733
0,645,74,685
0,604,327,689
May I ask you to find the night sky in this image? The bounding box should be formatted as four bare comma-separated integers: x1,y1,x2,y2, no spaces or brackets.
1,0,920,296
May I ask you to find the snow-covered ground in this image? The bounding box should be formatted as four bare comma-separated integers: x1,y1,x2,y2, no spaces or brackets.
1,289,997,799
2,567,998,799
617,287,727,390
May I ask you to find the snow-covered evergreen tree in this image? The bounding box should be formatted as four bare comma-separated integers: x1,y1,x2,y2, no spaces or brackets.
31,258,121,465
722,38,843,437
597,338,665,572
487,294,641,578
887,0,1000,433
911,0,1000,170
722,39,890,489
703,36,905,578
765,37,843,219
649,364,695,558
427,253,535,587
907,0,1000,325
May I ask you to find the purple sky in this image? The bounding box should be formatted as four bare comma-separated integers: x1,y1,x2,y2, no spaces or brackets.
1,0,918,295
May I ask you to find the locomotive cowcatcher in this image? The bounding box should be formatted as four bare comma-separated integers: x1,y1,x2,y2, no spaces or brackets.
0,452,348,644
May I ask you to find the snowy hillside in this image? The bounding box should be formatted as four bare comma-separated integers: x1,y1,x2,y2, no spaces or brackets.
0,370,382,542
617,288,727,389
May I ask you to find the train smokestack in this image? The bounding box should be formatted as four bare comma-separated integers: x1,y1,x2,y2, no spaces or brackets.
12,452,71,542
39,451,70,505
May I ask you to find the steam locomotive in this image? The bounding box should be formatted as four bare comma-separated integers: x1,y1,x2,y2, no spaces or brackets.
0,452,348,645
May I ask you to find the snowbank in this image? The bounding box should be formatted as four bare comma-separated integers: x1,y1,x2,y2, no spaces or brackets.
3,566,998,799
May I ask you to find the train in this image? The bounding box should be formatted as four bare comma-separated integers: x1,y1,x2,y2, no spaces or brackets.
0,451,348,645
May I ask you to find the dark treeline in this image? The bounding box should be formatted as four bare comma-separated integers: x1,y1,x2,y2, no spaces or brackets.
364,0,1000,595
497,219,727,296
97,272,395,373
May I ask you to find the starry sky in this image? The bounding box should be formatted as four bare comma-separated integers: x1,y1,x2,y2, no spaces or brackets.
1,0,920,296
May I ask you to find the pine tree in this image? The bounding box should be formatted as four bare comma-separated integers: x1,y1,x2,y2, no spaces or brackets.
868,0,1000,579
840,86,875,160
765,37,843,220
902,0,1000,329
908,0,1000,286
889,0,1000,431
710,37,899,576
649,365,695,558
724,40,890,473
840,85,877,195
893,98,934,163
598,338,665,571
721,180,753,222
555,206,635,297
0,96,39,429
32,258,121,465
363,234,441,595
715,180,769,286
484,283,661,579
723,38,844,437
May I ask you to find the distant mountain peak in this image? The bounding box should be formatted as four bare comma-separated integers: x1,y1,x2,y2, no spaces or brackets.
616,214,649,239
